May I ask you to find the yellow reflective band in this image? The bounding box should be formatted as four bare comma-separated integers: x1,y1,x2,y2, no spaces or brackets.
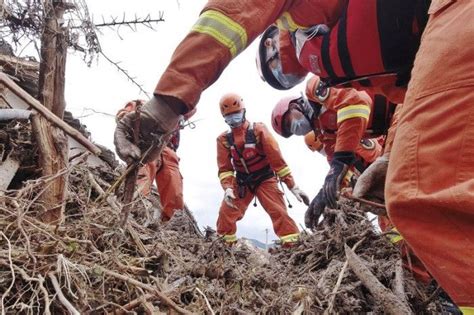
388,227,404,244
191,10,247,58
276,12,306,32
460,307,474,315
337,105,371,124
277,166,291,178
280,233,299,244
218,171,234,181
223,234,237,243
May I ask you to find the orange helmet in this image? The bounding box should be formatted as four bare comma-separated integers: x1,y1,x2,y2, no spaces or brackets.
219,93,245,116
305,75,330,103
304,131,323,152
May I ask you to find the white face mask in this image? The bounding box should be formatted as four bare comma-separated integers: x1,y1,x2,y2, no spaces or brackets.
290,117,312,136
224,112,245,128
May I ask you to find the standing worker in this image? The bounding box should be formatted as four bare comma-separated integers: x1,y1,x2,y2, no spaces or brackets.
116,100,195,222
216,93,309,246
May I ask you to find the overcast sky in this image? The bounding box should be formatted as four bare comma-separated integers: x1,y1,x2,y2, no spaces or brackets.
64,0,329,243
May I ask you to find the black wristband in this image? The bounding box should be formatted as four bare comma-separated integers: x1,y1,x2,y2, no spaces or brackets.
333,151,355,165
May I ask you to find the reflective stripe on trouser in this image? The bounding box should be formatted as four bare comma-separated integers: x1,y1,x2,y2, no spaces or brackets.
155,147,184,221
460,307,474,315
221,234,237,243
386,0,474,307
216,176,299,239
280,233,299,244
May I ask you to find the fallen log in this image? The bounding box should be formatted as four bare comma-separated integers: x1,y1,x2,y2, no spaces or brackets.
344,244,413,315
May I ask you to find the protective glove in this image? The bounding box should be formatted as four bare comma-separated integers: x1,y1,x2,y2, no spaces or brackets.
114,96,182,164
224,188,237,208
290,186,310,205
353,154,389,201
304,189,325,229
323,152,355,208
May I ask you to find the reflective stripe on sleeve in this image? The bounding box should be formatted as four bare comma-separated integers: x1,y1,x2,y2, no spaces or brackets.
191,10,248,58
280,233,299,244
276,12,306,32
337,105,371,124
276,166,291,178
218,171,234,181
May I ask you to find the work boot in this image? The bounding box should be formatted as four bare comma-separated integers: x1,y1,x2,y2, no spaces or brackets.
114,95,182,164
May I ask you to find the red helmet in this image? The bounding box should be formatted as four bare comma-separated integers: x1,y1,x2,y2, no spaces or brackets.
219,93,245,116
271,96,301,138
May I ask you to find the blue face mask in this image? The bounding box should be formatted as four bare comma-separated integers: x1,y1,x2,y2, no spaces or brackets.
270,61,305,89
290,117,312,136
225,112,245,128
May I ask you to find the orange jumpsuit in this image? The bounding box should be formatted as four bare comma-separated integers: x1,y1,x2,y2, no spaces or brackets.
386,0,474,310
305,79,395,154
154,0,347,112
216,120,299,245
117,103,184,222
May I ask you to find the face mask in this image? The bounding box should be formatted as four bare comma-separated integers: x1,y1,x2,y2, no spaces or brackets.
224,112,245,128
270,61,306,89
290,117,312,136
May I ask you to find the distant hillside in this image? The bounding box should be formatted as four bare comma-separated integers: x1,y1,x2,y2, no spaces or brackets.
242,237,273,249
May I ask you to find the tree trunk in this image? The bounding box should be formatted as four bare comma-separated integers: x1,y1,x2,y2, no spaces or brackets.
31,114,68,225
36,0,69,224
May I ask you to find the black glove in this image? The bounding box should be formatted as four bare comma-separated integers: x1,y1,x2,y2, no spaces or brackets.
304,189,325,229
323,151,355,208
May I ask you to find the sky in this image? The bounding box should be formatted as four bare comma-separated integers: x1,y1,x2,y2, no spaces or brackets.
63,0,329,243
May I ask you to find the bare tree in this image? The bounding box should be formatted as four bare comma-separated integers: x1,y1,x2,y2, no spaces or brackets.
1,0,165,224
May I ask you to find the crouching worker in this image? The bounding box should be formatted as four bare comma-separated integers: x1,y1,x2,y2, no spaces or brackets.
116,100,195,222
216,93,309,247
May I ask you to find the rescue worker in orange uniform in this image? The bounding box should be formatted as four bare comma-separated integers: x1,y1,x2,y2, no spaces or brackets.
256,0,430,104
276,94,432,284
116,100,194,222
302,130,382,227
271,76,396,215
216,93,309,246
355,1,474,311
112,1,473,309
114,1,352,164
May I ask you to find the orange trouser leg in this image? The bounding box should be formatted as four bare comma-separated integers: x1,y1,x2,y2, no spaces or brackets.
378,216,431,284
386,1,474,308
155,147,184,221
255,177,299,244
137,163,157,196
216,185,254,243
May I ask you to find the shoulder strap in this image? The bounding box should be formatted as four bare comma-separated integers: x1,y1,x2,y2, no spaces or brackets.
245,122,257,144
225,130,234,148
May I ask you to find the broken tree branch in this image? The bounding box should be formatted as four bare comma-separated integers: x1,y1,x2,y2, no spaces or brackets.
48,272,80,315
0,73,101,155
342,193,387,216
344,244,413,315
97,267,192,315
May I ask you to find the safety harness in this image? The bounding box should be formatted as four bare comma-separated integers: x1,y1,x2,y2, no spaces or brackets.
226,123,274,196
